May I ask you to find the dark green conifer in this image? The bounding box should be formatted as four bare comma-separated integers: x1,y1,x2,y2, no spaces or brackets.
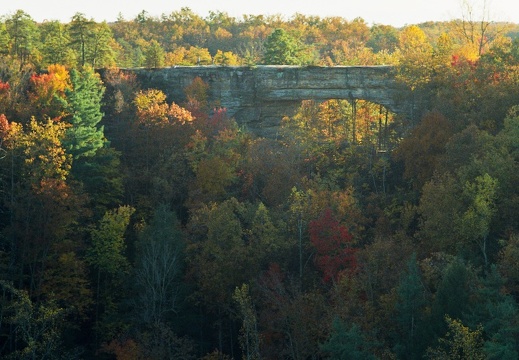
394,254,428,359
63,66,105,159
321,318,376,360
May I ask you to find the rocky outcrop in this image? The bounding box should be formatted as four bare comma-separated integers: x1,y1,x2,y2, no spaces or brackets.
124,65,415,137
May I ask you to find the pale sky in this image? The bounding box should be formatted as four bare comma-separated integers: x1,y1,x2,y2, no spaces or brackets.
2,0,518,27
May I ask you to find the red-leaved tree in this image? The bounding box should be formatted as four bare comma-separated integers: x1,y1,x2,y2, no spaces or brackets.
309,208,357,284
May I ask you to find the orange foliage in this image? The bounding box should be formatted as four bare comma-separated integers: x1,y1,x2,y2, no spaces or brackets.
47,64,71,92
0,80,10,93
318,100,343,138
30,64,71,99
0,82,10,113
0,113,9,139
134,89,193,126
168,102,194,124
29,64,71,120
102,338,145,360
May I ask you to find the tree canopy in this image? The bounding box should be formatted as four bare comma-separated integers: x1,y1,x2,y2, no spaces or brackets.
1,6,519,359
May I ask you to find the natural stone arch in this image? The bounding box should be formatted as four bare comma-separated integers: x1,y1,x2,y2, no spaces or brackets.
122,65,417,137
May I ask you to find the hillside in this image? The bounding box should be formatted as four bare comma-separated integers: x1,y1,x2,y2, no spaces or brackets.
1,9,519,359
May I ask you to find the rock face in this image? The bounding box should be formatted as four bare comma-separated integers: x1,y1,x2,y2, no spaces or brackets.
125,65,415,137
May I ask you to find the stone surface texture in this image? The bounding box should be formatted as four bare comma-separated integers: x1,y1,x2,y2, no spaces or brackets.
122,65,415,137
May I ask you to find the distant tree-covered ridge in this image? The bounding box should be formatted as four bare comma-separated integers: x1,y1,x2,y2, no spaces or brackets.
1,8,518,69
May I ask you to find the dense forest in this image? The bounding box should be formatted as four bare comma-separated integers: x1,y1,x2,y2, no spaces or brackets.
1,7,519,359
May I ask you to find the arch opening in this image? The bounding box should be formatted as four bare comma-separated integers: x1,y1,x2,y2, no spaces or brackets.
279,99,399,153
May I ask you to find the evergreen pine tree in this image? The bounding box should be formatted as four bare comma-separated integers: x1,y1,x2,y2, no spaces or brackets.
321,318,376,360
68,13,95,67
0,23,10,55
431,260,471,337
394,254,428,359
63,66,105,159
467,266,519,359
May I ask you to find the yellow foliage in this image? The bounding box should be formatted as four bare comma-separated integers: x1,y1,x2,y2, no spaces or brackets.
239,24,270,41
168,102,194,124
426,316,484,360
457,42,480,62
399,25,430,53
213,50,240,65
133,89,167,112
397,26,433,89
0,115,23,149
169,24,184,42
165,47,188,65
214,27,232,40
185,46,212,65
134,88,193,126
47,64,71,93
22,117,72,182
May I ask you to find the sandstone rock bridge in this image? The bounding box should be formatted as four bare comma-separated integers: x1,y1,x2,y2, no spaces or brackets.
125,65,418,137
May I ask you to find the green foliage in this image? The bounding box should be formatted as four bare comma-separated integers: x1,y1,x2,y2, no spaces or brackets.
89,22,116,67
233,284,260,360
68,13,96,67
188,198,246,306
135,204,185,326
72,146,124,217
321,318,376,359
63,66,106,159
0,22,10,55
5,10,38,64
367,25,398,53
499,233,519,296
431,260,472,337
88,205,134,275
466,266,519,359
194,156,235,199
0,281,65,359
394,254,428,359
1,8,519,358
249,202,285,257
144,39,165,68
426,317,484,360
87,205,134,344
263,28,312,65
458,173,498,266
39,21,75,67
